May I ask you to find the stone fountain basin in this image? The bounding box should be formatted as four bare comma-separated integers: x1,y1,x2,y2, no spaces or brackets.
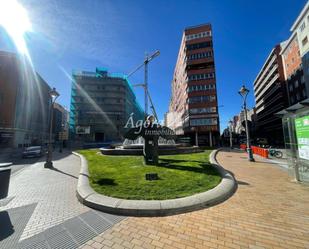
122,144,178,150
100,145,203,156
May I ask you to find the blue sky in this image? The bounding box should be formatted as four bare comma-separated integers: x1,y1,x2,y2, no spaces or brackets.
1,0,307,131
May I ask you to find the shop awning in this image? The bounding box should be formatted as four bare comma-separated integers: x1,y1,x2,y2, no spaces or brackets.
286,102,305,112
274,110,289,117
275,98,309,117
300,98,309,106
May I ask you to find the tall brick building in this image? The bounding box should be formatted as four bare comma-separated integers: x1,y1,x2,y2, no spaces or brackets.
281,34,305,106
0,51,51,148
166,24,219,146
280,2,309,107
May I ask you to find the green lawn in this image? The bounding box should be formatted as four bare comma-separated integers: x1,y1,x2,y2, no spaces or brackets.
78,150,221,200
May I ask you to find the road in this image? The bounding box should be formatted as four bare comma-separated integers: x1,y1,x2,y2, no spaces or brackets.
0,150,44,175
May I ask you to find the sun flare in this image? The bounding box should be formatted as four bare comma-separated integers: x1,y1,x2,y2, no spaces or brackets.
0,0,32,55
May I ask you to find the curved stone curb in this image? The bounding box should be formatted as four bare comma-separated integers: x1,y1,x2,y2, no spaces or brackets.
74,149,236,217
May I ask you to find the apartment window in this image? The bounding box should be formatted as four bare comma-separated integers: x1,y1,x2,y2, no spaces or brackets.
187,51,212,61
294,80,299,88
188,73,215,81
186,31,211,41
301,75,305,83
289,84,293,92
189,107,216,114
188,95,216,103
190,118,217,126
186,41,212,51
187,84,216,92
300,22,306,32
302,36,308,47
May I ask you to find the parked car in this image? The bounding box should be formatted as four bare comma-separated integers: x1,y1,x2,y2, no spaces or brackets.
22,146,45,158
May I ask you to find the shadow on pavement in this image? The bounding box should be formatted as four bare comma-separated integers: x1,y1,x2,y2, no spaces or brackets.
157,159,220,176
0,211,14,240
237,180,250,186
49,167,78,179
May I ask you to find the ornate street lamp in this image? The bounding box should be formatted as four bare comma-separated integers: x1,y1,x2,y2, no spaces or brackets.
238,85,254,162
44,87,60,168
229,119,233,149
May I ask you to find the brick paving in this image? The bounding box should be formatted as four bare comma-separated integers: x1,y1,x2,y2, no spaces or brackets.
0,151,90,241
80,149,309,249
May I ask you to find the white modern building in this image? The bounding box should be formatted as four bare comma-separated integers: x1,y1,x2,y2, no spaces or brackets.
291,1,309,57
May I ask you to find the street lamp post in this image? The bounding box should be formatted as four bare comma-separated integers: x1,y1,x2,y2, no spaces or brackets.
229,120,233,149
44,87,60,168
238,85,255,162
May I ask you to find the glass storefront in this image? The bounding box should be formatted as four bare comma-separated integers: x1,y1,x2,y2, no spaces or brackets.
282,106,309,182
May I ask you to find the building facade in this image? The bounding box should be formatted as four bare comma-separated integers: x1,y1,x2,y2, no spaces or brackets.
70,68,143,144
274,2,309,183
253,44,287,144
166,24,219,146
280,1,309,107
291,1,309,59
289,1,309,100
281,34,302,79
281,33,305,106
53,102,69,142
0,51,51,149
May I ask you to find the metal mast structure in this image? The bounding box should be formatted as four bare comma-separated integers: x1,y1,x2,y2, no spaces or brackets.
127,50,160,117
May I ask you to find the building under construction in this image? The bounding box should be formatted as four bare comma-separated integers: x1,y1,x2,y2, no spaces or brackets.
70,68,144,145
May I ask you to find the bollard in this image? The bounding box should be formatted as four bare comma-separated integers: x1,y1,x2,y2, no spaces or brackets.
0,166,11,199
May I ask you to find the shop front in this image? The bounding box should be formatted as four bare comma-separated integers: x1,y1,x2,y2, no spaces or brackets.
278,99,309,183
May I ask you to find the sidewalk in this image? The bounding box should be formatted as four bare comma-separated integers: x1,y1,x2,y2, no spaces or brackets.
0,151,125,249
81,149,309,249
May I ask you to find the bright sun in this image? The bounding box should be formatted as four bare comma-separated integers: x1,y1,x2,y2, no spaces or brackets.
0,0,32,55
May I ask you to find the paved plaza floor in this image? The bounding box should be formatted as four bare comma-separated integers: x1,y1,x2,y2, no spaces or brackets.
1,149,309,249
81,149,309,249
0,151,125,249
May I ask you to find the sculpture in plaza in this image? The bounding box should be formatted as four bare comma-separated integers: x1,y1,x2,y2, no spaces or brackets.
124,115,175,165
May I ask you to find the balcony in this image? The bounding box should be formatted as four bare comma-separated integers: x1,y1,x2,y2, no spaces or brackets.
186,60,214,69
255,72,279,102
255,63,278,94
254,53,277,88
